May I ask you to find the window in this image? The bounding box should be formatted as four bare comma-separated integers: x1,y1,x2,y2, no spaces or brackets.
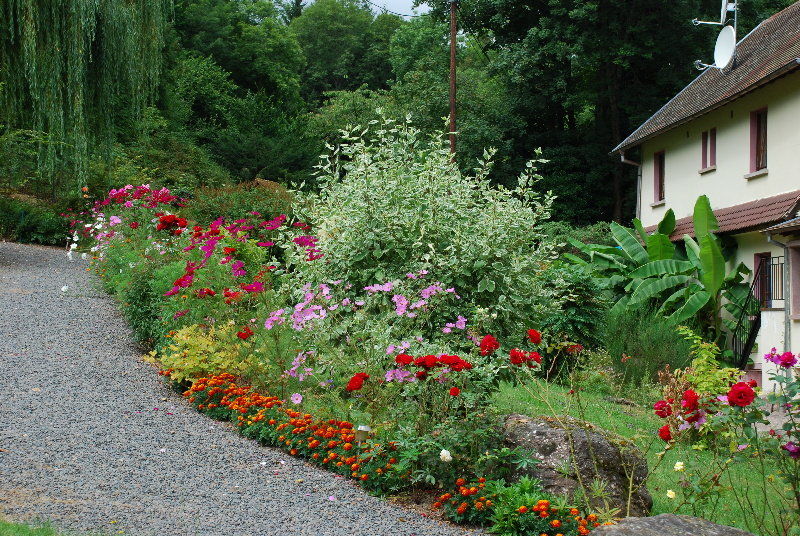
654,150,665,202
701,128,717,170
754,253,784,309
750,108,768,172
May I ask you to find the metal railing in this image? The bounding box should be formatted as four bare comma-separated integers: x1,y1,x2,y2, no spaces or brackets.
731,258,765,369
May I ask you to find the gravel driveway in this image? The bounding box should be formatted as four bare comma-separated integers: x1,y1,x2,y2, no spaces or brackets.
0,242,479,536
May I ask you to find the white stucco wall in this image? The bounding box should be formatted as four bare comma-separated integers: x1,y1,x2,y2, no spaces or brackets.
638,70,800,228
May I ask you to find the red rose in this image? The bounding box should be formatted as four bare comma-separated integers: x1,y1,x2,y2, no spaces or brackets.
681,390,700,412
395,354,414,366
236,327,254,340
653,400,672,418
527,329,542,344
528,352,542,364
479,335,500,356
449,387,461,396
727,382,756,407
658,424,673,442
346,372,370,392
509,348,526,365
129,221,139,229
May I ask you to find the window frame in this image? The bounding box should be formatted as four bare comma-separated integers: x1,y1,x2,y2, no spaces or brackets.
653,150,666,203
750,108,768,173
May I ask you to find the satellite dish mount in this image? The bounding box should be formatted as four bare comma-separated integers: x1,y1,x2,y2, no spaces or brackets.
693,0,739,71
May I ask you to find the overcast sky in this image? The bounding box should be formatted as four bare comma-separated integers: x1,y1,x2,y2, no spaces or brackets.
368,0,430,17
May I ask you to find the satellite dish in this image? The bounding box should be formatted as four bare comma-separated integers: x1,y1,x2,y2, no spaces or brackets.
714,25,736,69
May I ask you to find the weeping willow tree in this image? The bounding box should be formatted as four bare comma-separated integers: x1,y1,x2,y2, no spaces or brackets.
0,0,171,198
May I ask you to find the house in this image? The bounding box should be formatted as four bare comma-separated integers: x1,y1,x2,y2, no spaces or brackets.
613,1,800,389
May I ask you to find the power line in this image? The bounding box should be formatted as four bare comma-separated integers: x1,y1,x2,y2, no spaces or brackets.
362,0,424,18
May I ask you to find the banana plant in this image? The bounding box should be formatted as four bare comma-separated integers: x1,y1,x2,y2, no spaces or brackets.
568,195,750,343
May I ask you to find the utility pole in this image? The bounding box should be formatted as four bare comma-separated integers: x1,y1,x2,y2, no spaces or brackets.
449,0,458,155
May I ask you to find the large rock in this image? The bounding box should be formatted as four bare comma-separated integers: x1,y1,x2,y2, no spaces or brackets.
591,514,755,535
503,413,652,517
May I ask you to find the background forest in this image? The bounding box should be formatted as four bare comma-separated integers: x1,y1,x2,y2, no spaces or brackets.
0,0,795,243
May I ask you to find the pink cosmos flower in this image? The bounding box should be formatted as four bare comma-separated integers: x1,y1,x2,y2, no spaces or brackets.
290,393,303,404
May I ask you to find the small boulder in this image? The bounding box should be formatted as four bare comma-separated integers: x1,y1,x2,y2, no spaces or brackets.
503,413,652,517
591,514,755,535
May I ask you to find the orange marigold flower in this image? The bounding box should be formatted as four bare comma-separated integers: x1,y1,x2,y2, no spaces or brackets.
550,520,562,528
517,506,529,514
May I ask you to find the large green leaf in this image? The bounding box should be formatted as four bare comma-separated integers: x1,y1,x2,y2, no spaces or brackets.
610,222,649,265
646,233,675,260
699,234,725,296
657,209,676,236
656,286,691,316
630,274,691,305
667,290,711,323
629,259,694,279
633,218,649,244
693,195,719,239
609,295,631,318
683,235,702,270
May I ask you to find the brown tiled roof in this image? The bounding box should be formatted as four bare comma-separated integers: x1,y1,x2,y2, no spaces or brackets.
614,2,800,153
645,190,800,238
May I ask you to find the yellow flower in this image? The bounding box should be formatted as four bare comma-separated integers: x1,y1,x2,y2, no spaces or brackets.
666,490,676,499
673,461,685,472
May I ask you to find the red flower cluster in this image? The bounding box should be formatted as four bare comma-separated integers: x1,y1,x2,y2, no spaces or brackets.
509,348,542,367
527,329,542,345
236,326,254,340
156,214,188,235
653,399,673,418
395,353,474,381
479,335,500,356
346,372,370,392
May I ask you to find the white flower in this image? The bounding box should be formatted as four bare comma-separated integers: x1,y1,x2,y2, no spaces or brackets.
439,449,453,462
61,285,69,292
674,461,685,472
66,250,73,261
666,489,676,499
70,243,77,250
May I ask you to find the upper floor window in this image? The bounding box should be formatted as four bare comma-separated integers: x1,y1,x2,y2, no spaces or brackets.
701,128,717,170
654,150,665,202
750,108,768,172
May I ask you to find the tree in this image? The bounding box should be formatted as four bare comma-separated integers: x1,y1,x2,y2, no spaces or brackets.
279,0,307,23
174,0,304,100
0,0,170,194
420,0,793,224
290,0,403,103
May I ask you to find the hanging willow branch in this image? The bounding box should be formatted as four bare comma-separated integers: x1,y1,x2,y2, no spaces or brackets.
0,0,170,194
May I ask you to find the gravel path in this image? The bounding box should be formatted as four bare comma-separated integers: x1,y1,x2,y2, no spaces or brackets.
0,242,479,536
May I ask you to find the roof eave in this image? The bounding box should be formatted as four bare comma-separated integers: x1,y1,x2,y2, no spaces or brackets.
612,58,800,155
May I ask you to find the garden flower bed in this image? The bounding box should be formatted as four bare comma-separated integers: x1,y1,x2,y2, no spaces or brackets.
75,180,610,536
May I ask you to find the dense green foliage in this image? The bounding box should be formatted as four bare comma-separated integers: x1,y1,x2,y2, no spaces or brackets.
0,195,67,245
2,0,794,227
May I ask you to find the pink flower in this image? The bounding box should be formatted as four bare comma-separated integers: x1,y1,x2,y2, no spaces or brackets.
173,309,188,319
290,393,303,404
241,281,264,293
231,260,246,277
256,241,275,247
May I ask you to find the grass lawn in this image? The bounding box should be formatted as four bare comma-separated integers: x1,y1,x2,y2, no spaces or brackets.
0,520,71,536
494,379,790,536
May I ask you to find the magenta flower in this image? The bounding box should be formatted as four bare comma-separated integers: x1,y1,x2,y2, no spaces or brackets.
241,281,264,293
290,393,303,404
782,441,800,459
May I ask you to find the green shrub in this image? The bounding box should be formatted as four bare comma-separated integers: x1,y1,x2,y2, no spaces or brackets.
604,304,694,386
540,220,613,256
0,195,68,245
534,262,607,350
297,117,557,340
